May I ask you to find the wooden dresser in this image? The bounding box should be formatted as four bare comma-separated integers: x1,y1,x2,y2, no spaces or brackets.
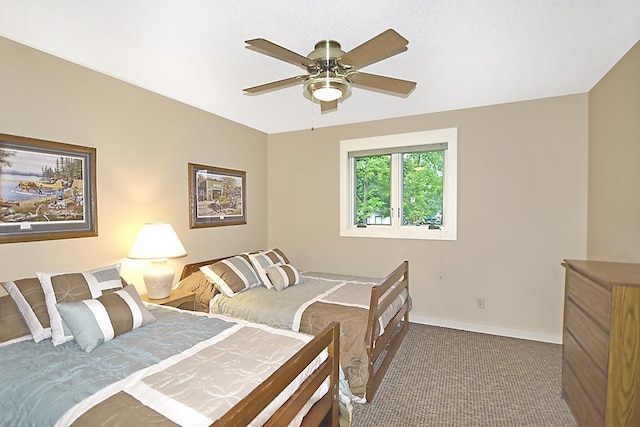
562,260,640,426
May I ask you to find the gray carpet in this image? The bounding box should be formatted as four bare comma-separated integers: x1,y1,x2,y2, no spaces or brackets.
352,323,577,427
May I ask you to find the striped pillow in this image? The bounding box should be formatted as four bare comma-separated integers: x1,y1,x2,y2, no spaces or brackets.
265,264,301,291
200,255,261,297
247,250,288,289
37,263,125,346
0,286,32,345
272,248,291,264
2,277,50,342
56,285,156,353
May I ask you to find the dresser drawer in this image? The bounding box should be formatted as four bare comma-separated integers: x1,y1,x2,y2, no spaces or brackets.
566,269,611,332
562,260,640,427
563,330,607,416
563,361,604,427
565,300,609,373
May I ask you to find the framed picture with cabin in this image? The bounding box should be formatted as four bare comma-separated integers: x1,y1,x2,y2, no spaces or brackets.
188,163,246,228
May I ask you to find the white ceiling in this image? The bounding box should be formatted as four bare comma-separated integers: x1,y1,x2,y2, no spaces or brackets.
1,1,639,134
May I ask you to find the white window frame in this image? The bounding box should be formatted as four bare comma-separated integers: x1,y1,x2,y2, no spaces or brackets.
340,128,457,240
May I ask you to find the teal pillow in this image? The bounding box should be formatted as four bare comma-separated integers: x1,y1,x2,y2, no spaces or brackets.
56,285,155,352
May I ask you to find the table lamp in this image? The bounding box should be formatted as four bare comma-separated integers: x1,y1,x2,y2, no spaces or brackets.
128,223,187,299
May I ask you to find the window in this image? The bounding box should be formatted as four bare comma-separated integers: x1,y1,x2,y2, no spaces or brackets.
340,128,457,240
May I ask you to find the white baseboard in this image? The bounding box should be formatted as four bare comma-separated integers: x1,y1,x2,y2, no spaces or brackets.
409,314,562,344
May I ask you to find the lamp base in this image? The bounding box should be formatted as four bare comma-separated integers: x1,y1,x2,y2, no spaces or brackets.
143,260,175,299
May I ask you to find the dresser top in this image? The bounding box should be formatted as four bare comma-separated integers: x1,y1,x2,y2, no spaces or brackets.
564,259,640,288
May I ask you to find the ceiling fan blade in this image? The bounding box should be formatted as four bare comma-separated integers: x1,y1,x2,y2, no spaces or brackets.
245,38,316,69
243,75,308,94
320,100,338,113
349,72,416,96
338,29,408,70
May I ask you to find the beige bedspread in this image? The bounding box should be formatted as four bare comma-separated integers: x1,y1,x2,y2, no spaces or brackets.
60,322,327,426
209,272,408,400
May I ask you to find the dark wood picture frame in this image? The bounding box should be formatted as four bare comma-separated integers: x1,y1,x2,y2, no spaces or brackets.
188,163,246,228
0,133,97,244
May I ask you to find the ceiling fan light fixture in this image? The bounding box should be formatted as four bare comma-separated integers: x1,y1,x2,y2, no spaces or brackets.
305,77,351,102
313,86,343,102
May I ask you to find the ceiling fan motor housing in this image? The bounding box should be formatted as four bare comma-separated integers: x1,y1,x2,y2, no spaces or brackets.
308,40,344,61
304,40,352,101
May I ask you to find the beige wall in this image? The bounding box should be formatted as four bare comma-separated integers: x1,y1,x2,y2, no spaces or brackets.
0,37,268,290
268,95,588,340
1,34,596,341
587,40,640,262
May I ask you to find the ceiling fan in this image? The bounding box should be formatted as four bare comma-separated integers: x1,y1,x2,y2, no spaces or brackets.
243,29,417,113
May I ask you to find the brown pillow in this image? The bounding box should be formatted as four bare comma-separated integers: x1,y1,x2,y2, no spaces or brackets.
2,278,50,342
200,256,261,297
0,288,31,344
175,270,218,312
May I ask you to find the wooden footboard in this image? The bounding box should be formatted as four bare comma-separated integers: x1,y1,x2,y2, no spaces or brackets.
364,260,410,402
213,322,340,427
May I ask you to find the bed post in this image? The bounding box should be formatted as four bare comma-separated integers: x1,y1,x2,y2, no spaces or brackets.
327,321,340,426
365,260,410,402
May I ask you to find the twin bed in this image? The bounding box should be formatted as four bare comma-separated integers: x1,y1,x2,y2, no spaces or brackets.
176,250,411,403
0,250,410,426
1,309,340,426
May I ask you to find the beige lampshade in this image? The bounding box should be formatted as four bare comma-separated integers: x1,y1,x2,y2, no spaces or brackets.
128,223,187,260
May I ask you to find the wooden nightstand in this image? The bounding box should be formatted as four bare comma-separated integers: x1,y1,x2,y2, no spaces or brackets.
140,289,196,311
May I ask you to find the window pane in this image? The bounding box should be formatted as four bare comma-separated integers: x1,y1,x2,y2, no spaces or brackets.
354,155,391,225
402,150,444,226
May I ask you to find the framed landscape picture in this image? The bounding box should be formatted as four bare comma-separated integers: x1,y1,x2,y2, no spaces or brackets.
0,133,97,244
188,163,246,228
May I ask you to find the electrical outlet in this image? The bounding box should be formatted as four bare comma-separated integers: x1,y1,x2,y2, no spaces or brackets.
476,297,485,309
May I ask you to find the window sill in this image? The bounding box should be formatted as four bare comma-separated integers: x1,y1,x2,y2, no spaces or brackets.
340,225,456,241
